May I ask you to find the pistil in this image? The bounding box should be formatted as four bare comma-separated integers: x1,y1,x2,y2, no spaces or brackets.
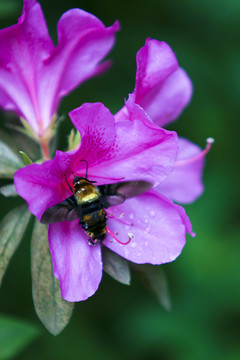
175,137,214,167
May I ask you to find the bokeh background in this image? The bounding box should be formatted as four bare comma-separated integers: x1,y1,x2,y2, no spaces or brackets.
0,0,240,359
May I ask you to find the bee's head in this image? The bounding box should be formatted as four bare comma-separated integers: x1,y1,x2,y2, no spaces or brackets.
73,176,84,186
72,174,96,187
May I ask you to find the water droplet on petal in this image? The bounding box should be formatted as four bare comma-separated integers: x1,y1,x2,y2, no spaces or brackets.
144,218,148,224
129,213,134,220
130,241,137,248
144,226,151,235
149,210,155,218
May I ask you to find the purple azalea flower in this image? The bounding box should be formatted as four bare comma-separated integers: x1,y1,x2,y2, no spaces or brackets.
14,101,193,302
116,39,212,204
0,0,119,136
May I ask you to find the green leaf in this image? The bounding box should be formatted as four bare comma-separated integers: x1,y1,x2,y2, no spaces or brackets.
0,205,31,286
0,136,23,179
102,247,131,285
132,264,171,311
19,151,33,165
0,184,18,197
0,314,40,360
31,220,74,336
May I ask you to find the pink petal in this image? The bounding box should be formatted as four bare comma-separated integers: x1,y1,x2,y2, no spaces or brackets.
49,221,102,302
69,102,178,186
120,38,192,127
39,12,119,131
0,0,119,135
157,137,205,203
134,39,178,102
104,190,188,264
139,68,193,127
69,102,116,166
174,203,195,237
0,0,54,134
14,157,69,221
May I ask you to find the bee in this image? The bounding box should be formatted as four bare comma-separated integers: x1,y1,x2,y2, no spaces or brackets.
40,161,152,245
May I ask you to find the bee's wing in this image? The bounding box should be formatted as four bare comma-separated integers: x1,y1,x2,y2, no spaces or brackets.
40,195,79,224
98,181,153,208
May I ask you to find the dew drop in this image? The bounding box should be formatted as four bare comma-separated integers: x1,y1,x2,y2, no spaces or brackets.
89,263,94,272
144,218,148,224
129,213,134,220
144,226,151,235
130,242,137,248
149,210,156,218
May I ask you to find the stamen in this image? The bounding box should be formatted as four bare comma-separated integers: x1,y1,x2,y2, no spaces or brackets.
106,227,132,245
175,137,215,167
105,210,134,227
128,232,135,240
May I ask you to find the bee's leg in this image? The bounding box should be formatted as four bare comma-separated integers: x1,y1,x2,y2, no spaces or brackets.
79,220,88,231
88,235,98,246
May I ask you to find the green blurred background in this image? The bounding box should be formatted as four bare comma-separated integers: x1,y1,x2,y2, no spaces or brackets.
0,0,240,359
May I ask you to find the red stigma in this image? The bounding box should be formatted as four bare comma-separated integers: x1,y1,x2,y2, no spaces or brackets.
106,227,132,245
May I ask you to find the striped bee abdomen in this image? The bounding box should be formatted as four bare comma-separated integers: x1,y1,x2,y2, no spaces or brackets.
80,200,107,243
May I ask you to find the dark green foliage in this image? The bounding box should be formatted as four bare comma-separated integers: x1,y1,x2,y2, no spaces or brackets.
0,314,40,360
0,205,31,285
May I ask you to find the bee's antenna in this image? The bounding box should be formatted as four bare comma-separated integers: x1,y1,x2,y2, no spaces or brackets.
72,160,96,183
79,159,88,178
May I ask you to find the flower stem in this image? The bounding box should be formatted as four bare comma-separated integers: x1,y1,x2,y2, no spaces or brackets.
40,137,50,160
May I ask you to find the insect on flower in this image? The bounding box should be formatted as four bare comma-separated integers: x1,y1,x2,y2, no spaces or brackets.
15,102,193,301
40,160,152,246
